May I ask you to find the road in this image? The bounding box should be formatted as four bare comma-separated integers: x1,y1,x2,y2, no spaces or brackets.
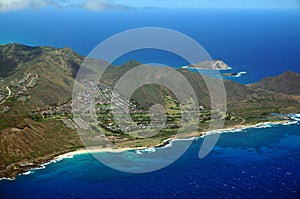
6,86,11,97
0,86,12,105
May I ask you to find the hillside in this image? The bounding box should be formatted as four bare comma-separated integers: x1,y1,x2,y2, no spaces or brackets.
250,71,300,95
0,44,85,178
0,43,299,179
100,59,300,117
0,44,83,111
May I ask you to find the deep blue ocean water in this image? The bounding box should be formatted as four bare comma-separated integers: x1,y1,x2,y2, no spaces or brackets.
0,8,300,198
0,122,299,198
1,9,300,83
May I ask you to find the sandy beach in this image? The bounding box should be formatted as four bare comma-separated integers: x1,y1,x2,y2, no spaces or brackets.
56,120,294,159
1,118,297,181
55,146,148,159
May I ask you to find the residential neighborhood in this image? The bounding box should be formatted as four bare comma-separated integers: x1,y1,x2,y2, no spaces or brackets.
0,72,39,112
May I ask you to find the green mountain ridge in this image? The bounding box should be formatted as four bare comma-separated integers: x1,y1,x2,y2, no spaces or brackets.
250,71,300,95
0,43,299,179
0,44,83,110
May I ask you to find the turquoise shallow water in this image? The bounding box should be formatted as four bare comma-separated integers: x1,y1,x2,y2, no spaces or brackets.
0,121,299,198
1,8,300,198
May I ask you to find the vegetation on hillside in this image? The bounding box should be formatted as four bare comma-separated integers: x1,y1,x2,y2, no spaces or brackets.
0,43,299,179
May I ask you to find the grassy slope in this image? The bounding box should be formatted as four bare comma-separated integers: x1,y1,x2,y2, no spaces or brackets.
0,44,299,178
250,71,300,95
101,60,300,119
0,44,84,178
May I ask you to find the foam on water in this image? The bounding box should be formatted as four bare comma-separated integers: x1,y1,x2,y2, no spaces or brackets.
1,120,299,198
0,177,13,181
20,171,32,176
135,147,156,154
235,71,247,77
1,116,299,181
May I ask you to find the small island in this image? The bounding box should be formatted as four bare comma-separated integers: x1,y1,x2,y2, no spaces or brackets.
0,44,300,180
182,60,231,70
221,71,247,77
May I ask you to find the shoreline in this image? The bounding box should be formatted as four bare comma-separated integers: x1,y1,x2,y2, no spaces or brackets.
1,118,299,181
181,66,232,70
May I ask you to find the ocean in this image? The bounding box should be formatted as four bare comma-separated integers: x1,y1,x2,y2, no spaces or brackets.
0,8,300,198
0,121,299,198
1,9,300,83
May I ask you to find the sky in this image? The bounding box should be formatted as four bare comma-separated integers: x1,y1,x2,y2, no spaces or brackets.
0,0,299,12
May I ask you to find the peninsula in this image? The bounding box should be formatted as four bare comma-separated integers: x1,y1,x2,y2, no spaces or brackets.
0,44,300,179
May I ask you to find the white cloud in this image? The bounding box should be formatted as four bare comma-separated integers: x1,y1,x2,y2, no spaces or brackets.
0,0,299,12
0,0,128,12
81,0,128,11
0,0,56,12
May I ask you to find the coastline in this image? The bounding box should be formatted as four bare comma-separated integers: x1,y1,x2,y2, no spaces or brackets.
181,66,232,70
1,117,299,181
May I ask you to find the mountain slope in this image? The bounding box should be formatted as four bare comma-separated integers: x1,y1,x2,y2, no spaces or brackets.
0,43,299,179
250,71,300,95
0,44,83,111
